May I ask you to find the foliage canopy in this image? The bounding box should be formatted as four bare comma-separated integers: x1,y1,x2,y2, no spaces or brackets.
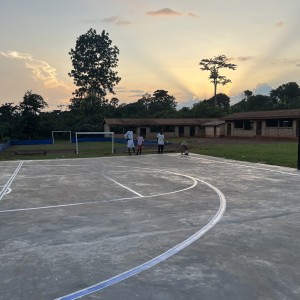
199,54,237,107
69,28,121,102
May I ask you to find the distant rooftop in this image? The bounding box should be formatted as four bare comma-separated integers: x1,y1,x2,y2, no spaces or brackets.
102,118,218,126
223,109,300,120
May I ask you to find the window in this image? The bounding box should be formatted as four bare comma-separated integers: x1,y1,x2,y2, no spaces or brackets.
266,119,278,127
234,120,253,130
244,120,253,130
266,119,293,127
234,120,243,128
279,119,292,127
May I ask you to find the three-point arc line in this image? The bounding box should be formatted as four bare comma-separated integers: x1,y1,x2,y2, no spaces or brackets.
54,172,226,300
0,171,197,214
0,164,226,299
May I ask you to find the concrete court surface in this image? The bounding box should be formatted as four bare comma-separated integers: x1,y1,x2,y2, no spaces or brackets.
0,153,299,300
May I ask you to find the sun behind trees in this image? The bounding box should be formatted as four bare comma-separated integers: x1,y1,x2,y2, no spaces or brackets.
199,54,237,107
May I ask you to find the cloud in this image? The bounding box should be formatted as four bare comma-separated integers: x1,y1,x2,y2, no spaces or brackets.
275,21,284,27
230,83,273,105
0,51,71,91
146,8,183,17
236,56,254,62
177,98,198,109
129,89,144,93
253,83,272,95
125,89,146,99
101,16,132,25
271,58,300,65
114,87,147,102
188,12,199,18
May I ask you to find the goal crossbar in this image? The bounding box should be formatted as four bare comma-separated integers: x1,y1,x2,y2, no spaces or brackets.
51,131,72,144
75,132,114,154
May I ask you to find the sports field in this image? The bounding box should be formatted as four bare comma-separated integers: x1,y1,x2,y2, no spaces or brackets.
0,153,299,299
0,137,298,168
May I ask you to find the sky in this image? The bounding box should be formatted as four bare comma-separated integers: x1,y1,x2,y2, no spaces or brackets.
1,0,300,111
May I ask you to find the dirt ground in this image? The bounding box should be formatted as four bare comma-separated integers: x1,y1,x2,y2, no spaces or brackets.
188,136,298,145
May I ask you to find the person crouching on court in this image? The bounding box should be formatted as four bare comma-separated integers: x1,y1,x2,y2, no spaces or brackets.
180,141,189,155
136,135,144,155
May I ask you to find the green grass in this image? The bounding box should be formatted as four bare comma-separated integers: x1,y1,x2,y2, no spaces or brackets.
0,141,119,161
183,140,298,168
0,139,298,169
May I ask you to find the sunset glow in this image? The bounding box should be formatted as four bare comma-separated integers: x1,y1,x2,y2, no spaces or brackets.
1,0,299,110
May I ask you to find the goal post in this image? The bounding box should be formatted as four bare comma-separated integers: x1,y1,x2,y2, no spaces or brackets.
75,132,114,154
52,131,72,144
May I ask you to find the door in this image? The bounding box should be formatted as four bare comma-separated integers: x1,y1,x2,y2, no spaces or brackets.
256,121,262,136
227,123,231,136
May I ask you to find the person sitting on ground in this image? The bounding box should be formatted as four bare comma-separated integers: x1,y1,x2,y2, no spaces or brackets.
180,141,189,155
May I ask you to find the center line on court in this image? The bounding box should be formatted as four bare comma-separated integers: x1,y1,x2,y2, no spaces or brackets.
99,172,144,197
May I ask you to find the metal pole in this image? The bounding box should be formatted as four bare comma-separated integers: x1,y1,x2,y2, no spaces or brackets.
298,118,300,170
75,133,78,154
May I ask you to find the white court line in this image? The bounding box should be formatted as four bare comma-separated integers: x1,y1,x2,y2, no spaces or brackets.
5,188,12,195
54,175,226,300
0,161,23,201
0,172,197,214
99,172,144,197
187,154,299,176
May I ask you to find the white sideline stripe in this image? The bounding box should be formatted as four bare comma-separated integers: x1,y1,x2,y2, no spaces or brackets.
0,161,23,201
99,172,144,197
0,197,140,213
54,176,226,300
189,155,299,176
0,172,197,214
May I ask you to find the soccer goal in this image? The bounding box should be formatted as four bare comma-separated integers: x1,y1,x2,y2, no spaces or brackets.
75,132,114,154
52,131,72,144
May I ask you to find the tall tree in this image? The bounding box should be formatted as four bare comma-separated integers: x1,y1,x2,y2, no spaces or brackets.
19,90,48,115
203,93,230,110
0,102,19,140
69,28,121,104
0,102,19,121
199,54,237,107
109,97,119,108
243,90,253,101
270,82,300,109
18,91,48,139
149,90,177,113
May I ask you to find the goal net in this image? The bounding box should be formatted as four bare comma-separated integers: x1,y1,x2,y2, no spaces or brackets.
52,131,72,144
75,132,114,155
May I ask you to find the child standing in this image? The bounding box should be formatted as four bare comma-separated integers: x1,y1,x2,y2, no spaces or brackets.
136,135,144,155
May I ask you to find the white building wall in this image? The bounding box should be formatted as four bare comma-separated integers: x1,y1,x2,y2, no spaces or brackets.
232,129,256,137
265,127,294,137
205,126,215,137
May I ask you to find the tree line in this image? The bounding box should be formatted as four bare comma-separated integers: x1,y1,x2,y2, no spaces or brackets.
1,28,300,142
